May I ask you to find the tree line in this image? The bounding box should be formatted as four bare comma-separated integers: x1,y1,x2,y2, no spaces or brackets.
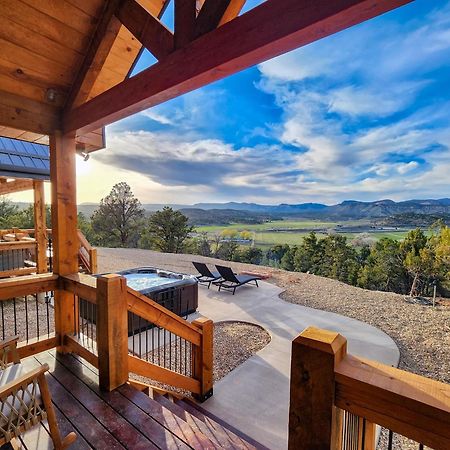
2,182,449,297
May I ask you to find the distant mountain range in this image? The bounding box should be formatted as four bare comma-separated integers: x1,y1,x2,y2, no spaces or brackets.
74,198,450,220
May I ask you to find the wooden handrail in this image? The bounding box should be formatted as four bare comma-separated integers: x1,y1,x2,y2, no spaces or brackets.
126,287,202,346
289,327,450,450
335,354,450,450
77,229,97,274
0,273,58,300
61,273,97,303
128,355,201,394
0,240,37,250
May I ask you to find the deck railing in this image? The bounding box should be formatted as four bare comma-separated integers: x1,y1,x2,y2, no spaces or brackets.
61,273,212,399
0,273,58,359
0,241,38,278
288,327,450,450
0,228,97,276
0,272,213,399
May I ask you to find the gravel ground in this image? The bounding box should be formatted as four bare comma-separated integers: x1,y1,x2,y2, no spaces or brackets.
213,321,271,382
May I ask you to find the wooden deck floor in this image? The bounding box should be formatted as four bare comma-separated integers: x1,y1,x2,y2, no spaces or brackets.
11,350,202,450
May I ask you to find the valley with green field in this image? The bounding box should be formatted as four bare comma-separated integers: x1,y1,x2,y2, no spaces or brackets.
195,218,426,248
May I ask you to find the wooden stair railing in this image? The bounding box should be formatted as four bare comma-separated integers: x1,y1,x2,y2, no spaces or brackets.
126,286,213,401
76,230,97,274
289,327,450,450
59,273,213,399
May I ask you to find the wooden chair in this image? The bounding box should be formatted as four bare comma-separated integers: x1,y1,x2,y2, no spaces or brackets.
0,336,76,449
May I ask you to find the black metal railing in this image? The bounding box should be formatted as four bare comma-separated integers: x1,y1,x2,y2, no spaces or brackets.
47,238,53,272
0,291,54,343
128,311,193,378
0,247,34,273
73,295,97,354
340,411,427,450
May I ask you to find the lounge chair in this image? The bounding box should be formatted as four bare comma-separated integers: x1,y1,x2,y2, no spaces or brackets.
214,265,260,295
0,336,76,449
192,262,222,288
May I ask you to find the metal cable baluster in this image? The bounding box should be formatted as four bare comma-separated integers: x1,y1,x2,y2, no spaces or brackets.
361,418,366,450
0,301,4,340
388,430,394,450
13,298,17,336
46,293,50,337
163,328,166,369
145,327,149,361
35,294,40,339
158,324,161,366
25,296,29,342
138,316,142,357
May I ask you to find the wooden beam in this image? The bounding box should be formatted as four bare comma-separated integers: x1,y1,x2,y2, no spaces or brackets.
64,0,411,135
64,0,123,110
0,179,33,195
194,0,242,38
116,0,174,60
50,131,78,352
0,90,60,135
174,0,197,48
219,0,246,26
33,180,47,274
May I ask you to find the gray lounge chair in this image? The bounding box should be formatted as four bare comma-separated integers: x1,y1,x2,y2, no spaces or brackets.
214,265,260,295
192,262,222,288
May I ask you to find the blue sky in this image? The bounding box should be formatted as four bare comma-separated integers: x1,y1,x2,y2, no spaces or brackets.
84,0,450,206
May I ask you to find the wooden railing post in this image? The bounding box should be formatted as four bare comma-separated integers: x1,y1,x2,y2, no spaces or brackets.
192,317,213,401
50,132,78,352
288,327,347,450
33,180,47,274
89,248,97,274
96,274,129,391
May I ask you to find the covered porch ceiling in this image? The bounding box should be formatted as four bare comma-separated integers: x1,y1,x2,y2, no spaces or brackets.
0,0,412,146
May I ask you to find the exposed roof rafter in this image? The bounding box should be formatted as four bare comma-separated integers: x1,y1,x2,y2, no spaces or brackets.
194,0,245,38
63,0,412,136
116,0,174,60
174,0,197,48
64,0,123,111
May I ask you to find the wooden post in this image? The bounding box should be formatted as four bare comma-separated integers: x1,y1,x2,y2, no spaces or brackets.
89,248,97,274
50,131,79,352
33,180,47,274
96,274,129,391
192,317,213,401
288,327,347,450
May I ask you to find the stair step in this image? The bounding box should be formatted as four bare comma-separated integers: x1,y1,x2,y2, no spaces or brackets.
117,384,215,450
152,392,258,450
175,398,270,450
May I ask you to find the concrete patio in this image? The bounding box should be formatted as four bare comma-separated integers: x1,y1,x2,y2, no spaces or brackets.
195,281,399,450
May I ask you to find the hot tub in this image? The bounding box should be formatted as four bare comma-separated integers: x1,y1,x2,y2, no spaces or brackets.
79,267,198,337
119,267,198,317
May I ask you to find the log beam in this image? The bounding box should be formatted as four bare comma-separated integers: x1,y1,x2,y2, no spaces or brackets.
194,0,243,38
116,0,174,60
50,131,79,353
33,180,47,274
174,0,197,48
0,178,33,195
64,0,122,110
63,0,411,135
